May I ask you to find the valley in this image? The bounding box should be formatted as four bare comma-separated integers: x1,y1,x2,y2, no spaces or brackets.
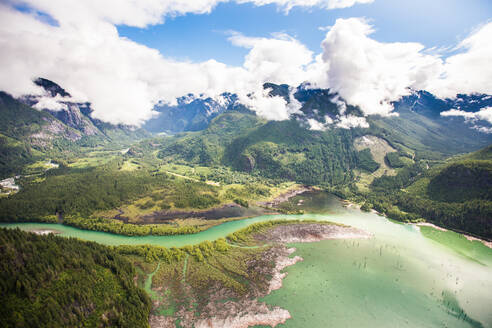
0,78,491,328
2,2,492,327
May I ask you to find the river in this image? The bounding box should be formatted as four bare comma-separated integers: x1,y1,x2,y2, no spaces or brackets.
1,192,491,327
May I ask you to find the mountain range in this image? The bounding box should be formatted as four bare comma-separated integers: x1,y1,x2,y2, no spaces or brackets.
1,78,492,239
1,77,491,179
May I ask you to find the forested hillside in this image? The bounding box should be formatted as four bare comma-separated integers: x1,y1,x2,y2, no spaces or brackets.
158,111,369,186
354,145,492,239
0,228,151,327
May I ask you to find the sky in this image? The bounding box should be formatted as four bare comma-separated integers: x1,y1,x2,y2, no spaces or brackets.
0,0,491,126
117,0,492,66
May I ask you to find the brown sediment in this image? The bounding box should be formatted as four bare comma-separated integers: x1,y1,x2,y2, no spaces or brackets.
463,235,492,249
114,203,271,224
415,222,448,232
114,185,312,226
149,222,372,328
149,315,175,328
114,186,312,225
255,223,373,244
193,303,291,328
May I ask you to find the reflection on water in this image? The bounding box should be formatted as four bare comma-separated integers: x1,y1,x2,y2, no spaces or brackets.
1,192,491,327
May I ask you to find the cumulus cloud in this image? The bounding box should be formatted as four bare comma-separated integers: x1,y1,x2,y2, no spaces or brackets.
441,107,492,133
426,22,492,98
0,1,326,125
306,115,333,130
0,0,370,125
336,115,369,129
440,107,492,124
229,32,313,87
316,17,442,116
1,1,491,127
305,113,368,130
440,107,492,133
314,18,492,117
31,95,69,111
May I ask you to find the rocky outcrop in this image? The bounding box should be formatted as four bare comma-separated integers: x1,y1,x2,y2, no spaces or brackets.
22,78,102,137
46,103,100,136
30,117,82,147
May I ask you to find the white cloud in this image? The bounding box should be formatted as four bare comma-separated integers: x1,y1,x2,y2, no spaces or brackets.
14,0,226,28
229,32,313,87
336,115,369,129
32,95,69,111
0,4,254,125
426,22,492,98
316,17,442,116
0,0,370,126
313,18,492,118
1,1,492,127
306,115,333,130
240,85,302,120
473,126,492,134
440,107,492,133
305,113,368,130
237,0,373,12
441,107,492,123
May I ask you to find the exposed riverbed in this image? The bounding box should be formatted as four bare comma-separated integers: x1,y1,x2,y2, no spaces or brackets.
1,192,491,327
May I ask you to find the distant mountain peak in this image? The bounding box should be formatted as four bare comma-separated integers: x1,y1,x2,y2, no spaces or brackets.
34,78,71,98
19,78,145,138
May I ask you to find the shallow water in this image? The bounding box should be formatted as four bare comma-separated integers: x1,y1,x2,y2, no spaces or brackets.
1,193,491,327
0,215,284,247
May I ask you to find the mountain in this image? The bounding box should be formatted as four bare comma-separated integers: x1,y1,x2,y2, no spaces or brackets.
426,145,492,203
0,91,82,145
144,93,249,134
144,83,492,159
3,78,491,182
1,79,491,237
0,91,81,177
20,78,150,144
0,79,150,178
20,78,100,136
369,90,492,159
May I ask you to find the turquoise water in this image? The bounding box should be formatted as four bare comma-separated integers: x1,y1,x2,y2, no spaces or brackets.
0,215,284,247
2,193,492,327
262,211,492,327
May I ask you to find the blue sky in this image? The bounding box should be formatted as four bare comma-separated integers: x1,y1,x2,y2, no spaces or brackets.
118,0,492,66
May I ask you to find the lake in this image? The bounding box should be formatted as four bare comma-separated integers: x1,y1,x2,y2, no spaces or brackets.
2,192,491,327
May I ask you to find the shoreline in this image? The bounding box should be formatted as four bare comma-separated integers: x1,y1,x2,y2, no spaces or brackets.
339,197,492,250
188,223,371,328
415,222,492,249
148,222,372,328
